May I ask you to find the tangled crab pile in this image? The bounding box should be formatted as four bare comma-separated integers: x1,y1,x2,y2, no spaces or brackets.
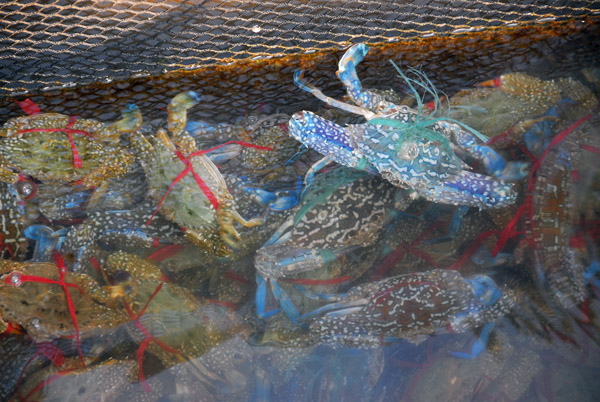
1,44,600,401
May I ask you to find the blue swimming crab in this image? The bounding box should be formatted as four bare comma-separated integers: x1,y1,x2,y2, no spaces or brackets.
290,44,527,208
131,91,264,256
304,269,515,354
255,167,399,322
0,182,28,260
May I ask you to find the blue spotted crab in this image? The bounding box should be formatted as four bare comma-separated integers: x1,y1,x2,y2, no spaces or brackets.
304,269,515,353
0,182,28,260
290,44,527,208
522,115,600,309
255,167,399,322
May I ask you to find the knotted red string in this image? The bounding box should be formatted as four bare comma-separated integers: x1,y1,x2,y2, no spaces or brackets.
15,99,41,116
145,244,187,263
3,252,85,367
490,114,592,257
145,141,272,227
15,116,94,169
123,281,180,393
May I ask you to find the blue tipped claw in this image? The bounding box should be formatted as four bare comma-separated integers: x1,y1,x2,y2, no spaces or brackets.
337,43,368,90
24,225,68,262
205,143,242,164
244,176,302,212
468,275,502,306
584,260,600,289
449,322,494,359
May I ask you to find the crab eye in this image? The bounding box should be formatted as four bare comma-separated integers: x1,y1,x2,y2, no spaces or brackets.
111,270,132,285
16,180,36,199
400,106,410,113
246,114,258,125
398,142,419,160
292,111,305,123
7,273,22,286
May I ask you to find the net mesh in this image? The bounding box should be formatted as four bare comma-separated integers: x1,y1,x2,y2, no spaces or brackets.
1,1,600,121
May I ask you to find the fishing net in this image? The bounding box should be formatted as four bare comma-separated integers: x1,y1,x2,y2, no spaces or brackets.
1,1,600,121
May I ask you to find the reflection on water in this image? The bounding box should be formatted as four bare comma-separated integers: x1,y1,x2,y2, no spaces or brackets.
1,25,600,402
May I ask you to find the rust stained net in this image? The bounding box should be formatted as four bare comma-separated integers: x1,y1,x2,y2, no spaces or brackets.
1,0,600,120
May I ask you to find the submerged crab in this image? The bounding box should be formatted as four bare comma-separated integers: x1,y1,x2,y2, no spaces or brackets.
0,182,28,260
102,252,249,389
304,269,515,353
255,167,399,322
0,105,139,188
131,91,264,256
0,258,128,342
290,44,527,208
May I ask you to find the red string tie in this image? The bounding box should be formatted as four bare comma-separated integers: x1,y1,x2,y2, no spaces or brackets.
145,141,272,227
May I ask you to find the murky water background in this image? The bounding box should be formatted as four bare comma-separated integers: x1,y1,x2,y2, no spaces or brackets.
1,17,600,402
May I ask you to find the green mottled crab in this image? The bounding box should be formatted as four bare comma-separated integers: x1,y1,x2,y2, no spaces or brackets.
131,91,263,256
0,106,139,188
0,259,129,341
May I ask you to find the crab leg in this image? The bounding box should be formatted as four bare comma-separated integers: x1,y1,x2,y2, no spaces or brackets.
425,171,517,208
449,322,494,359
337,43,400,114
288,111,378,176
293,70,375,119
437,120,529,181
255,243,360,280
243,176,302,212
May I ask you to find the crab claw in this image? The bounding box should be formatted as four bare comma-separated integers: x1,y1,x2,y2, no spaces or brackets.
205,143,242,165
427,171,517,208
216,199,264,250
255,274,302,322
255,244,359,280
298,297,366,322
449,322,494,359
337,43,369,92
471,144,529,181
24,225,68,262
168,91,202,149
467,275,502,306
112,104,143,133
293,70,314,94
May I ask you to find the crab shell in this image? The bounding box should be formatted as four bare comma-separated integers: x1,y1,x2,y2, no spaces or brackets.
348,121,463,192
133,91,262,256
0,112,136,187
136,128,239,256
105,252,248,369
0,260,128,342
0,183,28,260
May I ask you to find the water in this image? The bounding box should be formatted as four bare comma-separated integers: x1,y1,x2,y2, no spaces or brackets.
1,18,600,402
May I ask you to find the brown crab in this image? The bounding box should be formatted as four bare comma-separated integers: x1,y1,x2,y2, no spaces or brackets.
0,259,128,341
131,91,264,256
